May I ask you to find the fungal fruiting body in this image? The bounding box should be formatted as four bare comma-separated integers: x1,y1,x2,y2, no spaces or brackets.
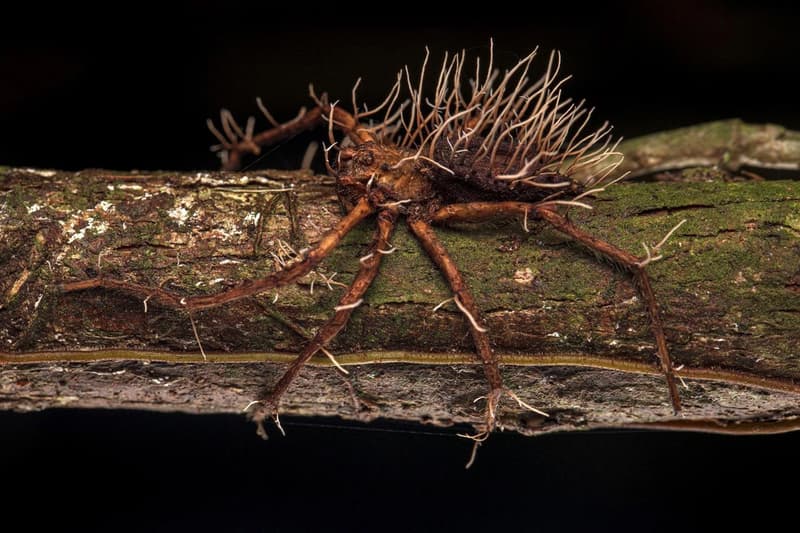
63,43,683,463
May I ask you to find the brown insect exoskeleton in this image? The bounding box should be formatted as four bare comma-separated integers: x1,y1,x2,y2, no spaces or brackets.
63,43,685,464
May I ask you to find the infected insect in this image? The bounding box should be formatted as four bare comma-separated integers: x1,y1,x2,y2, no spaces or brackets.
63,43,684,462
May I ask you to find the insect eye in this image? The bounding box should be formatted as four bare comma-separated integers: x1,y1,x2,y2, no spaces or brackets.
356,151,375,166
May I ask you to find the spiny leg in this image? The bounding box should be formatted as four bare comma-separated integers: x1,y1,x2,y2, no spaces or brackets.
533,206,681,412
209,103,372,170
406,219,506,437
431,201,681,413
256,303,378,418
249,208,398,430
59,197,375,312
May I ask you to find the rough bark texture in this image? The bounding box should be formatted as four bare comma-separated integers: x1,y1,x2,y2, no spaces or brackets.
1,121,799,437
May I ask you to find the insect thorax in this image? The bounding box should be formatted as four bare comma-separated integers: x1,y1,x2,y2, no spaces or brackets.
336,142,435,206
335,136,583,212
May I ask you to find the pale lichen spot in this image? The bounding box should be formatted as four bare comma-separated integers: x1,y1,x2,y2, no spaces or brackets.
23,168,56,177
243,211,261,226
55,396,80,406
786,213,800,232
96,200,114,212
167,206,191,226
67,217,109,243
118,184,143,191
61,202,111,244
208,218,244,240
166,195,197,226
513,267,535,285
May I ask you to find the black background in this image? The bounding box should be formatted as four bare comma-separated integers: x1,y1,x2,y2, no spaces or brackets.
2,2,799,531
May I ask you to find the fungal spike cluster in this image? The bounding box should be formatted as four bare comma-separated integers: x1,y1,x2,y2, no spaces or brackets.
352,42,622,190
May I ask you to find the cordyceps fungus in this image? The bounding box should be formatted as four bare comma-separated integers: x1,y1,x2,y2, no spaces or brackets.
62,42,687,467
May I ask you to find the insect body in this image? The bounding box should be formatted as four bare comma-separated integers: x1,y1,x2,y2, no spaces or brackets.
63,43,683,462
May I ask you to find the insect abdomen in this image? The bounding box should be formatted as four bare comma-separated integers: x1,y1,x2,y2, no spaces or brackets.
429,136,570,203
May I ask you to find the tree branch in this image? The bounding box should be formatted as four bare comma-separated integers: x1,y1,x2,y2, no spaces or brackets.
1,121,799,436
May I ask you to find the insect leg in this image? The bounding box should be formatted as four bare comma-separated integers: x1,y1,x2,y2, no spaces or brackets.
431,201,533,224
406,219,505,432
210,103,371,170
60,197,375,312
430,201,682,413
532,206,682,413
250,208,398,426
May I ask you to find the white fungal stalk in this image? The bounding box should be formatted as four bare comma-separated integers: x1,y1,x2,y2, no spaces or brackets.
366,41,622,188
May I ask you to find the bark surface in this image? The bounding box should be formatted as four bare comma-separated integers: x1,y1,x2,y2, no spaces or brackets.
1,121,799,436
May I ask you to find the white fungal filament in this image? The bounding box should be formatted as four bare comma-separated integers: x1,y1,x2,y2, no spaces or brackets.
367,40,621,189
538,200,594,210
334,299,364,312
453,295,488,333
433,297,454,312
320,346,349,374
188,313,207,362
506,389,549,417
273,413,286,437
377,199,413,207
637,219,687,267
656,219,688,249
242,400,263,412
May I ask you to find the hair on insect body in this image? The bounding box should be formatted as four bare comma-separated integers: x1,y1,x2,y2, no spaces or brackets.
62,41,686,466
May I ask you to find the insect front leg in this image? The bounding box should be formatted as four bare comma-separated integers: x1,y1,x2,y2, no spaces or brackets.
60,198,375,312
248,208,398,433
208,100,372,170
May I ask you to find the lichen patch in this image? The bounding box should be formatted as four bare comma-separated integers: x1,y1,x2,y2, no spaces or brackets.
513,268,535,285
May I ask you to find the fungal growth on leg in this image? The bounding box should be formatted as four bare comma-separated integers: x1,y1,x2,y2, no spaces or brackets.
61,42,684,463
